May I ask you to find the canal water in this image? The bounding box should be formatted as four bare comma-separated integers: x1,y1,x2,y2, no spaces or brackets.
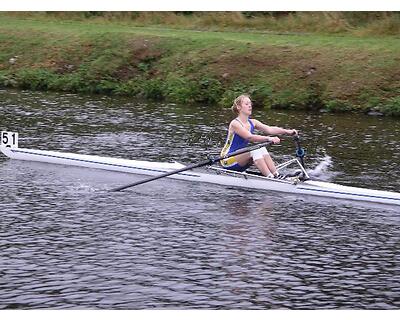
0,89,399,309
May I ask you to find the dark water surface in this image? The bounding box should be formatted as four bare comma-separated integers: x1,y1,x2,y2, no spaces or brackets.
0,89,399,309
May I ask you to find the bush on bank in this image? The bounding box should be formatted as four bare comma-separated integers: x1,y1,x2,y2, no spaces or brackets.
4,68,398,116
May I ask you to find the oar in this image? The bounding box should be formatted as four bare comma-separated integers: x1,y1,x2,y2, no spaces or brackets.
110,141,273,192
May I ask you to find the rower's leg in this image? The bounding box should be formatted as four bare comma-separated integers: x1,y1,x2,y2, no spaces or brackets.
253,158,272,176
250,147,273,176
263,154,278,175
234,152,252,166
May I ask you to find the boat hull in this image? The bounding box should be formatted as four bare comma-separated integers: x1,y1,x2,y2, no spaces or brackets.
1,146,400,206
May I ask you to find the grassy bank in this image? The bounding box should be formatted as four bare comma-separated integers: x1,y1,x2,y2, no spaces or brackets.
0,14,399,116
7,12,400,36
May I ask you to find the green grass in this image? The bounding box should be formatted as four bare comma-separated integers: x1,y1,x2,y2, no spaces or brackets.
0,14,399,116
5,12,400,36
1,14,400,51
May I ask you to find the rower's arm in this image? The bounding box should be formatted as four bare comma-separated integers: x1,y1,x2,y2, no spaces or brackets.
253,119,296,136
230,121,271,143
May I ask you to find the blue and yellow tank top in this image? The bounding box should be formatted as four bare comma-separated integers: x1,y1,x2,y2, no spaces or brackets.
220,118,255,159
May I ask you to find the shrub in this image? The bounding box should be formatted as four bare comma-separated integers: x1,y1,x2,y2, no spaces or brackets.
246,84,273,108
193,77,223,104
163,76,201,103
324,100,351,112
15,69,58,90
141,78,165,100
377,97,400,116
114,80,142,96
218,82,273,109
94,79,119,94
271,89,303,109
218,83,248,108
0,72,17,87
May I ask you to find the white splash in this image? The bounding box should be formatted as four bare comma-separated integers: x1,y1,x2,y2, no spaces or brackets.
308,155,333,177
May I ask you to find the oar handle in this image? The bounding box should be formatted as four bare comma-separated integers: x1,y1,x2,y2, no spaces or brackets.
110,141,272,192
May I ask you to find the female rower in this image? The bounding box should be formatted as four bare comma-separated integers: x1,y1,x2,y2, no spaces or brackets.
220,94,297,178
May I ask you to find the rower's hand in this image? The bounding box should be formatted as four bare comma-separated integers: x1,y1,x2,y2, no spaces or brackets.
269,136,280,144
287,129,298,136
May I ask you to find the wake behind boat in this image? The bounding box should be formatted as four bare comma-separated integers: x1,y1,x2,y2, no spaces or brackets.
1,131,399,206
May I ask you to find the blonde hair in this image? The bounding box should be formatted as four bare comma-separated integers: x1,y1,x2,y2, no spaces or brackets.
231,94,250,115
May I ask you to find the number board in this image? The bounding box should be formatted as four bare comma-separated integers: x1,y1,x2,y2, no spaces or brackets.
1,131,19,149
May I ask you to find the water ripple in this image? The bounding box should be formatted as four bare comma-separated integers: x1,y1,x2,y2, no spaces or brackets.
1,89,399,309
